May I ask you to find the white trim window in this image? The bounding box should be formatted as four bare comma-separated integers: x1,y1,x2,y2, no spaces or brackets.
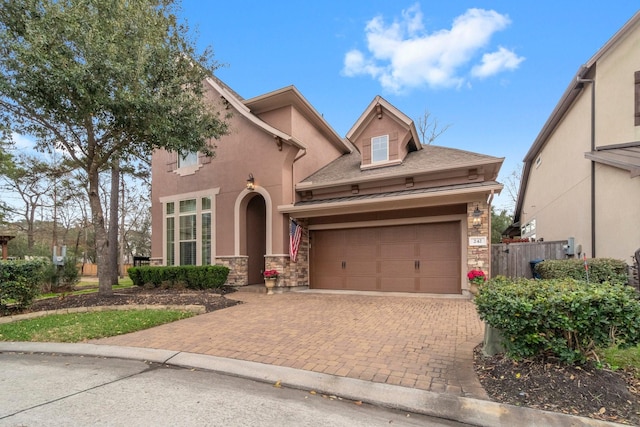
162,189,219,266
371,135,389,163
178,151,198,168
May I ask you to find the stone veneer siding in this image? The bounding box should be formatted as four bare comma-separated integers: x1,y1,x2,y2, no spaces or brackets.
265,219,310,293
466,201,490,295
215,256,248,286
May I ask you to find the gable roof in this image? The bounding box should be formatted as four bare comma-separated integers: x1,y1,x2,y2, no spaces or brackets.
513,11,640,224
245,86,352,154
205,77,306,150
297,144,503,191
346,96,421,152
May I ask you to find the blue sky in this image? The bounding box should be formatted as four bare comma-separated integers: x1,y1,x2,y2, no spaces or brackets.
179,1,639,212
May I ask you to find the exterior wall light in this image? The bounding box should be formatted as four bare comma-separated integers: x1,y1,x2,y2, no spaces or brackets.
472,205,482,228
246,173,255,191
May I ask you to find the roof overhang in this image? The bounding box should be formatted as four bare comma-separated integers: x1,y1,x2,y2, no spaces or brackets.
346,96,422,151
296,158,504,192
585,142,640,177
279,182,503,219
205,78,307,150
244,86,352,154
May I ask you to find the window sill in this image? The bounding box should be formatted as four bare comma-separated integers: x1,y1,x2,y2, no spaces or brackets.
173,163,204,176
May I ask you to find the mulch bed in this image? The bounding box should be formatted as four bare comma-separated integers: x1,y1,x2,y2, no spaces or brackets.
473,345,640,425
4,286,241,316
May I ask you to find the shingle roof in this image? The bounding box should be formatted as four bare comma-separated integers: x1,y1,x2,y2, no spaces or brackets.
294,181,501,206
299,144,503,187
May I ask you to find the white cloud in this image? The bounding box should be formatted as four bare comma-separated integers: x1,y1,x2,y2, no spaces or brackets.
342,5,524,92
11,132,36,150
471,46,525,78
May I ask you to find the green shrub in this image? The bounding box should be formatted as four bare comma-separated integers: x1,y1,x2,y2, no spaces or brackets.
536,258,628,284
126,265,230,289
0,259,47,312
475,277,640,364
42,258,80,293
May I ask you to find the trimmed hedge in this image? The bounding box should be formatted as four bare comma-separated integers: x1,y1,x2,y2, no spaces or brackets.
475,277,640,363
535,258,628,285
0,259,47,312
127,265,230,290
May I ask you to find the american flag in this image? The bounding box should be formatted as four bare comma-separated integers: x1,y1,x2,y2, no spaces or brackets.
289,220,303,262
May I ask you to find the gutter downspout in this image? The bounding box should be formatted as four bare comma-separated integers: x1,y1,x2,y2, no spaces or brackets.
577,75,595,258
291,148,307,207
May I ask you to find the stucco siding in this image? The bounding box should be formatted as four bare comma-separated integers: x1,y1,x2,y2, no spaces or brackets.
521,91,593,253
595,25,640,145
595,165,640,261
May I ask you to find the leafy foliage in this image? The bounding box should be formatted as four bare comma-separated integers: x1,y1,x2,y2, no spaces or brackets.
490,206,512,244
0,0,229,292
536,258,629,285
475,277,640,363
128,265,230,289
0,259,47,312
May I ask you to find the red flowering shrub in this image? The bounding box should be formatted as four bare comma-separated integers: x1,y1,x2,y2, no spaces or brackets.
467,269,486,285
264,269,279,279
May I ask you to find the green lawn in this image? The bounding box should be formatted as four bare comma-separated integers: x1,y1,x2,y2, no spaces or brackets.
599,344,640,377
0,309,194,342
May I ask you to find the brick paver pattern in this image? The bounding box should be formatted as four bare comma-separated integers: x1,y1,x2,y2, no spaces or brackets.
95,293,487,398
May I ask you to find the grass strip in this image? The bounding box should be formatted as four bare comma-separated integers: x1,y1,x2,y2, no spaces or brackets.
0,310,194,342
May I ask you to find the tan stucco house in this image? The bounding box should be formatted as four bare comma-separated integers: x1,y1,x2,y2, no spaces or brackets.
512,11,640,264
151,77,504,295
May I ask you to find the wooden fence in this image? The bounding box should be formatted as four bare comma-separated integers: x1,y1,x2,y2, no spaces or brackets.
491,240,568,279
79,263,132,277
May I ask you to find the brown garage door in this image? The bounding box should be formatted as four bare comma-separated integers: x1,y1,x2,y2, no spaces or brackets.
310,222,461,293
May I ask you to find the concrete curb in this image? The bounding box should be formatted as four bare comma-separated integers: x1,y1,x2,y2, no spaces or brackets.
0,342,625,427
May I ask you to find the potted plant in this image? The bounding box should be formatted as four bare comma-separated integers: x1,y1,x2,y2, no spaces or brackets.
263,269,279,295
467,269,486,296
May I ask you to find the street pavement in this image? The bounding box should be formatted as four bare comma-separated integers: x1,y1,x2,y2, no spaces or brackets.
0,351,467,427
0,342,625,427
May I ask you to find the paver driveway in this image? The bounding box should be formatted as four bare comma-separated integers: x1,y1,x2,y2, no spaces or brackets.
95,292,488,399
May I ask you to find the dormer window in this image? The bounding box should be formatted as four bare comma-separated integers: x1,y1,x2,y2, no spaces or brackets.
371,135,389,163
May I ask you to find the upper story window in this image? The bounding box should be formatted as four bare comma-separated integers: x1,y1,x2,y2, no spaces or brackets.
178,151,198,168
371,135,389,163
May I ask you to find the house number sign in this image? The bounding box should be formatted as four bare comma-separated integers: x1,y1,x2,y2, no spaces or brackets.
469,236,487,247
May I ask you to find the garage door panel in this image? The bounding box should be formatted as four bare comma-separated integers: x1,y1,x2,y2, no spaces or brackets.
380,225,416,242
346,228,379,245
311,222,461,294
419,260,459,276
419,242,459,259
380,243,416,259
314,276,345,290
380,277,418,292
380,259,416,276
346,245,378,259
419,277,460,294
346,260,378,275
348,276,379,291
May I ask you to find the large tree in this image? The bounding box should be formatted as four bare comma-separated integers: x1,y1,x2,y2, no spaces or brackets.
0,0,228,294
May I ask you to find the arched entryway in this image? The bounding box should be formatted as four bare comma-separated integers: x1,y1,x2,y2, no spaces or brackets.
246,194,266,284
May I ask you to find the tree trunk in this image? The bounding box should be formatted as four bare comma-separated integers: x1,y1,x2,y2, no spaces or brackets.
88,166,112,296
108,163,119,286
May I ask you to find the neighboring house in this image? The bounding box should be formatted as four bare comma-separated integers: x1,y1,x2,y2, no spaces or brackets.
150,77,504,295
512,11,640,264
